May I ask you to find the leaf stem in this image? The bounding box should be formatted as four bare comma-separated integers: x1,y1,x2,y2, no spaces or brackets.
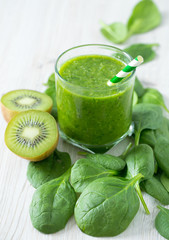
163,105,169,114
157,205,163,211
99,20,115,36
135,131,141,146
120,142,133,159
110,170,119,176
157,205,168,214
132,173,144,185
62,168,72,181
135,182,150,215
148,43,159,47
78,151,88,156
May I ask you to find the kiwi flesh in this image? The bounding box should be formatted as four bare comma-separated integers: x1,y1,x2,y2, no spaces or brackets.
1,89,53,122
5,110,58,161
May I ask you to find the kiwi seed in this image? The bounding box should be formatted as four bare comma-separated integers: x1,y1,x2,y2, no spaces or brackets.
12,95,41,109
1,89,53,122
5,110,59,161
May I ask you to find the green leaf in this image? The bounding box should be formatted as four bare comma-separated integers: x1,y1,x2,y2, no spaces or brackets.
74,174,142,237
140,117,169,147
44,73,57,120
126,144,154,181
154,160,158,174
141,176,169,205
44,73,55,86
127,0,161,35
44,73,57,108
51,107,57,121
85,153,126,170
124,43,159,64
154,117,169,140
132,103,163,145
100,21,128,44
132,91,138,106
155,206,169,240
140,129,157,147
154,138,169,177
100,1,161,44
71,154,125,193
161,173,169,192
140,88,169,113
27,149,71,188
29,170,76,234
134,77,145,98
165,117,169,131
125,144,154,214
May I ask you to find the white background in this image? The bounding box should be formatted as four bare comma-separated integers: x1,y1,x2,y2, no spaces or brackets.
0,0,169,239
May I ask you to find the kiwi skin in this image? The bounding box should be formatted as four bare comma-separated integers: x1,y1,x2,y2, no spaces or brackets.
1,102,53,123
22,134,59,162
5,111,59,162
1,90,53,122
1,102,17,122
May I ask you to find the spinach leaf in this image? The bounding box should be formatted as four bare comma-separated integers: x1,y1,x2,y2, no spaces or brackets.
140,117,169,147
155,206,169,240
132,103,163,145
161,173,169,192
51,107,57,121
124,43,159,64
140,88,169,113
100,1,161,44
133,91,138,106
71,154,125,193
100,21,127,44
165,117,169,131
154,138,169,177
140,129,156,147
140,176,169,205
154,118,169,141
27,149,71,188
134,77,145,98
127,0,161,35
154,160,158,174
29,170,76,234
85,153,126,170
44,73,56,107
74,174,142,237
125,144,154,214
44,73,57,120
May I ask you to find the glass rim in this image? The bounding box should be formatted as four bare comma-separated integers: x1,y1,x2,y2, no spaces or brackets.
55,43,136,90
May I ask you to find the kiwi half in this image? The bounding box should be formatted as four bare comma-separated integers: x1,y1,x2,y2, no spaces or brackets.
1,89,53,122
5,110,58,161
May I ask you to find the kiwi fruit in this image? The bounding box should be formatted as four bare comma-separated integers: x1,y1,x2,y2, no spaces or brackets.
5,110,59,161
1,89,53,122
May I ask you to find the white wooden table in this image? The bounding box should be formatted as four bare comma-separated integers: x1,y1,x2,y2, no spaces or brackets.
0,0,169,239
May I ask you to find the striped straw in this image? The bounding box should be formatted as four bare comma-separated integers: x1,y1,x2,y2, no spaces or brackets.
107,55,144,86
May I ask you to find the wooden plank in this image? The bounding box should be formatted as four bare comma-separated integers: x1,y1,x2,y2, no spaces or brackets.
0,0,168,239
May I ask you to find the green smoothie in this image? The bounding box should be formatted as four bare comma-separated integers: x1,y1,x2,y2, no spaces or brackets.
56,55,134,147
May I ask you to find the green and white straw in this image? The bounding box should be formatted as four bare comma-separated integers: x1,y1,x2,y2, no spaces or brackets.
107,55,144,86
